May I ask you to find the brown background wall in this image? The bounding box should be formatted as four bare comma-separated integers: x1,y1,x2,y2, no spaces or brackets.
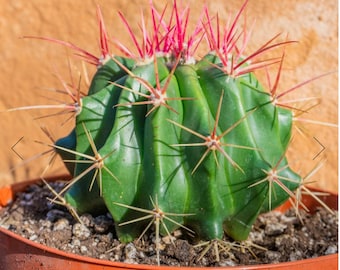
0,0,337,193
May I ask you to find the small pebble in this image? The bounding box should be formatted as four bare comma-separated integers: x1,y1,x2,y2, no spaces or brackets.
289,250,303,261
72,223,91,240
249,231,264,245
218,259,237,267
29,234,38,241
280,215,299,225
24,193,33,201
125,242,138,261
94,215,111,233
39,219,52,229
80,214,94,227
265,223,287,236
80,245,88,254
72,239,81,247
53,218,69,231
325,245,337,255
265,250,282,262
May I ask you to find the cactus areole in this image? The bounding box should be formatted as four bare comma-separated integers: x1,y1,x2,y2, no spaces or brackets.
53,0,302,243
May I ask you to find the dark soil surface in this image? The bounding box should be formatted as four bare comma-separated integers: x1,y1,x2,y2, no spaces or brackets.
0,181,338,267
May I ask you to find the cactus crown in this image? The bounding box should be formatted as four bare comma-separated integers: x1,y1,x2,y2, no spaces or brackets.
11,0,335,264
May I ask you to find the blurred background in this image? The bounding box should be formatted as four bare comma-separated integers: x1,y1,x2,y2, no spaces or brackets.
0,0,337,193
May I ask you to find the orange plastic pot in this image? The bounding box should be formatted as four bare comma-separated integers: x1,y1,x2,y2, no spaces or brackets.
0,176,338,270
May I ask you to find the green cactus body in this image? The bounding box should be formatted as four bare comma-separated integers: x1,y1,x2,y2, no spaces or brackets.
57,52,300,242
53,2,302,243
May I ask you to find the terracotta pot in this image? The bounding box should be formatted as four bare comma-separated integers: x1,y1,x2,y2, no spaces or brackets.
0,176,338,270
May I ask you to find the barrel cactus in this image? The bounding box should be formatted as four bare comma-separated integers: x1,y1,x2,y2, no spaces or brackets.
21,0,325,257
